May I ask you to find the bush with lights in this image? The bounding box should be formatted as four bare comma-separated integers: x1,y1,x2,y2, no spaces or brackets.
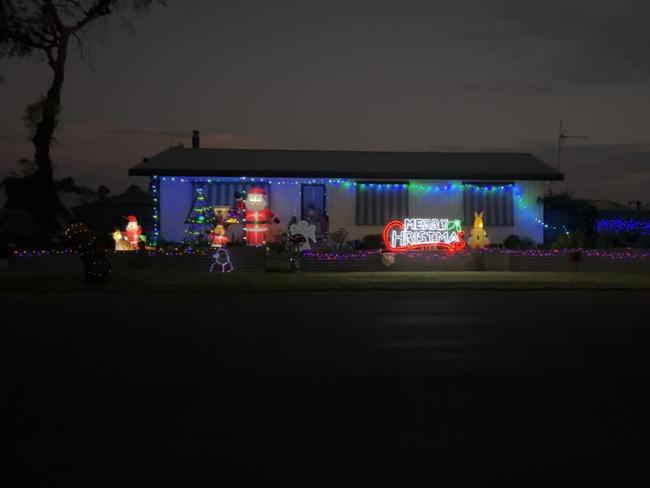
64,223,111,283
266,229,306,272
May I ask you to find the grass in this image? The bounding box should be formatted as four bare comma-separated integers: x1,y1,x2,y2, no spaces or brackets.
2,269,650,293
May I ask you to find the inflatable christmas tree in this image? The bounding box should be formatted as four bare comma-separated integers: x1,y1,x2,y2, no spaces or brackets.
183,188,215,244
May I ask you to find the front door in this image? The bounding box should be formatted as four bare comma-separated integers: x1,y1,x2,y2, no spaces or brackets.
301,184,327,239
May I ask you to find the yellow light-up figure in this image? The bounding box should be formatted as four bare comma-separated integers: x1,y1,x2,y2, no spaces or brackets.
113,229,130,251
469,211,489,249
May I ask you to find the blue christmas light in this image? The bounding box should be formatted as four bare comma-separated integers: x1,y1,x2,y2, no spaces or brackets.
154,176,561,231
595,218,650,236
149,175,161,246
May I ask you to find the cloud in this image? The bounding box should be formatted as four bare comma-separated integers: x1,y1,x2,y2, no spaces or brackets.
104,127,263,148
490,0,650,85
447,0,650,88
0,125,268,194
457,80,562,97
199,132,261,149
529,142,650,200
105,128,193,138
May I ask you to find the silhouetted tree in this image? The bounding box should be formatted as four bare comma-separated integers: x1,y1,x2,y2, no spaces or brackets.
97,185,111,199
0,0,164,236
543,191,598,248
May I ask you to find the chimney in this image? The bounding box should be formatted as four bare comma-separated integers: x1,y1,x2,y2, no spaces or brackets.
192,130,200,149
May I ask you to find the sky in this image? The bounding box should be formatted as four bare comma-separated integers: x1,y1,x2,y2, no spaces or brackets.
1,0,650,203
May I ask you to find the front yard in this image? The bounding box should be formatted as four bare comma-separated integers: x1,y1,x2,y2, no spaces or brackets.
2,269,650,293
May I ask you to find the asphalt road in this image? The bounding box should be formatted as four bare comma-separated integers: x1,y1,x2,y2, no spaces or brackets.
6,290,650,485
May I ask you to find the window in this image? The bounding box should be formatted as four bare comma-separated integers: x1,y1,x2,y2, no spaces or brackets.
463,182,514,226
193,181,271,206
355,181,409,225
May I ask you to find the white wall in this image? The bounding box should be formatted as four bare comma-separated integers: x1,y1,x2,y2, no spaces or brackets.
159,179,301,243
327,179,546,244
160,178,547,244
266,184,301,241
496,180,546,244
159,179,194,242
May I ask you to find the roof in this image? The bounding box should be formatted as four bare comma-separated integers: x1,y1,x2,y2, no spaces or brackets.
128,147,564,181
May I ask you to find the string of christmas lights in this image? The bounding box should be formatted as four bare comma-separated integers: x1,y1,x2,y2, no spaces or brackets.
301,248,650,260
150,176,161,246
156,176,517,193
155,175,559,231
595,218,650,236
11,247,650,259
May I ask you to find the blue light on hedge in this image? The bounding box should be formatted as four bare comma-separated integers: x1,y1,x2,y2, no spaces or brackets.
595,218,650,236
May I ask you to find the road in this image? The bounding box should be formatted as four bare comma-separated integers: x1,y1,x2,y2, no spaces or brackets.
6,290,650,485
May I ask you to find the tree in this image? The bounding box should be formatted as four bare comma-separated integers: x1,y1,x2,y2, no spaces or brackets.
0,0,164,235
97,184,111,199
542,191,598,248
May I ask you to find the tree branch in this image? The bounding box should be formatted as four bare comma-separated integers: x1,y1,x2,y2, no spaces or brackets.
5,26,56,52
69,0,114,33
43,0,65,31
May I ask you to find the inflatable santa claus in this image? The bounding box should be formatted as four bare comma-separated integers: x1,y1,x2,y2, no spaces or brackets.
124,215,143,250
244,187,279,246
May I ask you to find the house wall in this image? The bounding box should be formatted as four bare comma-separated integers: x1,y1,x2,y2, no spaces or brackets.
159,177,547,244
159,178,301,243
266,183,301,241
159,178,194,242
327,179,546,244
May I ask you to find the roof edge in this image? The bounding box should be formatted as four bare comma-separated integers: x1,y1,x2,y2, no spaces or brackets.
129,166,563,181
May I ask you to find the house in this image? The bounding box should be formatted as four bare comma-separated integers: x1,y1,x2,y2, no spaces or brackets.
128,133,563,247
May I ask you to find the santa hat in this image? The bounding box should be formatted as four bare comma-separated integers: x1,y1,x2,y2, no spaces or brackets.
248,187,266,195
125,215,138,222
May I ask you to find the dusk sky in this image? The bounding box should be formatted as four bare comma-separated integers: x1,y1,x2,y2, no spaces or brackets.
1,0,649,202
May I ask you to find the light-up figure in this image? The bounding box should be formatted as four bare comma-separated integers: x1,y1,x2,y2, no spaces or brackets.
209,224,230,248
244,187,279,246
210,249,234,273
469,211,489,249
289,220,317,251
113,229,130,251
124,215,144,250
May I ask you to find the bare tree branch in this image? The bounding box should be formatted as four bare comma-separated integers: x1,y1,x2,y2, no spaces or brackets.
0,0,164,198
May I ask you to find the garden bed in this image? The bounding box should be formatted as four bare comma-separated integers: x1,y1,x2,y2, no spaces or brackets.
7,247,650,274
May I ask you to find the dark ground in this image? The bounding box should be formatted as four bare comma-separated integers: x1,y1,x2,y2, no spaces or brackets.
5,290,650,486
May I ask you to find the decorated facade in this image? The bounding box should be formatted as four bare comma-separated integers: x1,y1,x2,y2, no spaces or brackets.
129,140,563,248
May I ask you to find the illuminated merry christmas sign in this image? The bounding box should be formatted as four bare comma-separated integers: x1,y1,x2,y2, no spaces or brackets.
382,218,465,253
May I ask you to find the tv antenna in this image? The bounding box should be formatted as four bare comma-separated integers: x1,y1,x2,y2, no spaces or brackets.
557,120,589,171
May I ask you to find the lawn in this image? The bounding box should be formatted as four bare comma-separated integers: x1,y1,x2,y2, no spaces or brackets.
2,269,650,293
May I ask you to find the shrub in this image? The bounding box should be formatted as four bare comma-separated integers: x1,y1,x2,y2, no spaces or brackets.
639,236,650,249
503,234,536,250
361,234,383,249
520,236,536,249
266,242,284,255
554,230,583,249
503,234,522,249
